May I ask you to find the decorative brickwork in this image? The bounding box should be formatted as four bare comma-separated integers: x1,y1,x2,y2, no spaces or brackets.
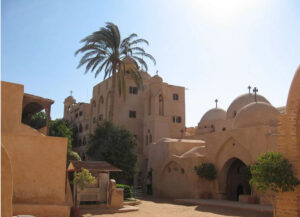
276,66,300,217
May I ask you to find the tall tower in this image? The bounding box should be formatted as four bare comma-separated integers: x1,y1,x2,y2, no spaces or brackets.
63,96,76,119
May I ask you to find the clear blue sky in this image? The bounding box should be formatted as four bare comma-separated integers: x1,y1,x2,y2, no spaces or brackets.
2,0,300,126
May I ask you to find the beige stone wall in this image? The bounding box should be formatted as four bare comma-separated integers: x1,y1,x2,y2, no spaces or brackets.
276,66,300,217
1,81,71,217
1,145,13,217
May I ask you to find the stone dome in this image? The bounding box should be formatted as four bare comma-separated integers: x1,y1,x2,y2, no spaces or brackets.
150,75,163,83
233,102,279,128
227,93,270,119
200,108,227,123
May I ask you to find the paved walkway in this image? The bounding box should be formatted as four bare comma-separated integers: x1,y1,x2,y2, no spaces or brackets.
175,198,273,213
80,197,273,217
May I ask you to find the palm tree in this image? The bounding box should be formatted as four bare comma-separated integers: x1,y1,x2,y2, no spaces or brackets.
75,22,156,121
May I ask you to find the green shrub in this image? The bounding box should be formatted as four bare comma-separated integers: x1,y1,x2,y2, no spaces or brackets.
116,184,132,199
250,152,300,193
195,163,217,181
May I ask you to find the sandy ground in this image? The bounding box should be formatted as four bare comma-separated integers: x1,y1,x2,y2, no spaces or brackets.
80,198,273,217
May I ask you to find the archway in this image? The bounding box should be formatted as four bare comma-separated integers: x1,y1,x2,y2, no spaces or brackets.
224,158,251,201
159,161,191,198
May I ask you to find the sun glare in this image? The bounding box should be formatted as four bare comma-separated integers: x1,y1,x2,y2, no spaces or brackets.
192,0,262,25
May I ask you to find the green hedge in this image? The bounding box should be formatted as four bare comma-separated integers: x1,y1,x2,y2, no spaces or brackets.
116,184,132,199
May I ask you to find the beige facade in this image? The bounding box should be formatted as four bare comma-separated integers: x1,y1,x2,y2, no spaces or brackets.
1,81,72,217
148,86,283,205
276,65,300,217
64,62,185,174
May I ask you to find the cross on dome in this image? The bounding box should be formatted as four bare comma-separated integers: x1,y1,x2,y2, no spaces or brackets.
215,99,218,108
248,85,252,94
253,87,258,102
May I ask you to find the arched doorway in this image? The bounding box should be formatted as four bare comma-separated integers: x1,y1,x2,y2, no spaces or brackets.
225,158,251,201
159,161,190,198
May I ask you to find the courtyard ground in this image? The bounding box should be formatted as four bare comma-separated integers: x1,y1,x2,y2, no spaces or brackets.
80,197,273,217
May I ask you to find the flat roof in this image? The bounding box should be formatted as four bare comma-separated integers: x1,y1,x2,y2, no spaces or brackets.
68,161,122,173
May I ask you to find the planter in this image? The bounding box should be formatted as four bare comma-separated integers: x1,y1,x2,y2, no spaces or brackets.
71,207,80,217
201,192,212,199
248,196,259,204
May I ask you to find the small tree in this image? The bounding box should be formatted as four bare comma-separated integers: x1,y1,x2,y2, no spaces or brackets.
73,168,96,207
250,152,300,210
50,119,81,164
250,152,300,193
87,121,138,183
195,163,217,181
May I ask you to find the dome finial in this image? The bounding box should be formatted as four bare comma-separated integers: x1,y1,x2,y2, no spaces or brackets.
248,85,251,94
70,90,73,96
215,99,218,108
253,87,258,103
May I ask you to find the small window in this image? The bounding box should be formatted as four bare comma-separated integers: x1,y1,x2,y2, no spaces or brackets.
129,87,138,94
129,110,136,118
79,124,83,133
149,134,153,143
99,114,103,121
172,116,176,123
173,116,182,123
85,124,89,130
75,113,78,118
222,127,226,131
93,117,96,123
173,93,179,101
79,111,83,116
145,135,148,145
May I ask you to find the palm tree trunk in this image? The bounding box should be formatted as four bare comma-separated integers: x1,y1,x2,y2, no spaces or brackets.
108,64,117,121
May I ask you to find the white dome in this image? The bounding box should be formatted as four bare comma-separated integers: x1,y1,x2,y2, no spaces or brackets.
200,108,227,123
227,93,270,119
233,102,279,128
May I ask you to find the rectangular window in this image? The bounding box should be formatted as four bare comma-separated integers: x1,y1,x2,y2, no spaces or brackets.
172,116,176,123
79,111,83,116
129,86,138,94
172,116,182,123
176,116,182,123
129,110,136,118
173,93,179,101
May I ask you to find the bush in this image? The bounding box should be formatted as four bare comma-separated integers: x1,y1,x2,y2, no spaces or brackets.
116,184,132,199
250,152,300,193
195,163,217,181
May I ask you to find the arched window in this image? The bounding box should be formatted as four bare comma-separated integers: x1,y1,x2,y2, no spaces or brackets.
159,94,164,116
79,124,82,133
83,137,86,145
148,96,151,115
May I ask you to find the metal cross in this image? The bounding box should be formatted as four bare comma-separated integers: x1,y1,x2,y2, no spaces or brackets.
215,99,218,108
248,85,252,94
70,90,73,96
156,70,159,75
253,87,258,102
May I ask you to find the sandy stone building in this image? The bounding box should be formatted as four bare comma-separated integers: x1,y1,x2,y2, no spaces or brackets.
276,66,300,217
1,81,72,217
63,59,185,172
147,86,286,205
